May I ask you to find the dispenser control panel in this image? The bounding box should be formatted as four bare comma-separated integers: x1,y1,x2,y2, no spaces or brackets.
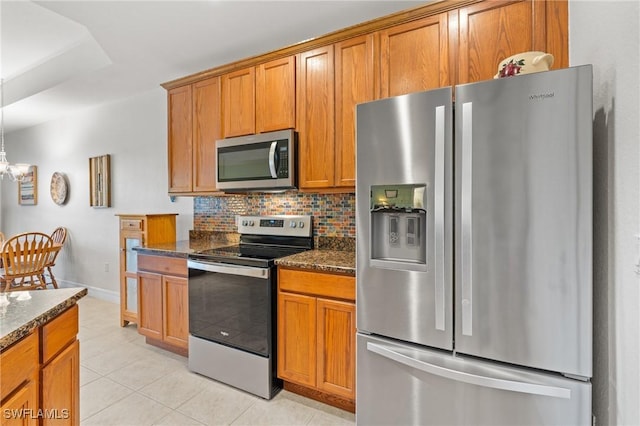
369,184,428,272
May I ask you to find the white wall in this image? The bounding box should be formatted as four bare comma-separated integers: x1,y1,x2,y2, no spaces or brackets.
570,1,640,425
0,88,193,300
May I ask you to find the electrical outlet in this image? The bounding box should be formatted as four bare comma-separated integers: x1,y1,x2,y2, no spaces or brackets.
104,263,109,272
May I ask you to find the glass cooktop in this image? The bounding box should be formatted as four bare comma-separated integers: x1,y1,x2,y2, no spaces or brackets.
189,243,308,268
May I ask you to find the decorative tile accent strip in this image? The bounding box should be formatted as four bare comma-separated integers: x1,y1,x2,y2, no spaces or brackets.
194,192,355,238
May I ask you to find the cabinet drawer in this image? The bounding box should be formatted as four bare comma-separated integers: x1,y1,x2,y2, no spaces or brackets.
41,304,78,364
0,331,38,402
279,268,355,301
121,219,143,230
138,254,187,277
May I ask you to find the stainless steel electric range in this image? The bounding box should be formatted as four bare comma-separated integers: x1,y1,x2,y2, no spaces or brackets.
187,215,313,399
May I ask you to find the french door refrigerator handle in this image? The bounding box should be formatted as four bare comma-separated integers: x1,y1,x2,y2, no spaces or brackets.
268,141,278,178
434,105,446,331
367,342,571,399
461,102,473,336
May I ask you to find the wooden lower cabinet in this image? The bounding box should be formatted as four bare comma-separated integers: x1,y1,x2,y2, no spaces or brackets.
1,380,38,426
277,267,355,412
316,298,356,400
278,292,317,387
41,340,80,426
138,271,163,341
162,275,189,349
0,304,81,426
137,254,188,355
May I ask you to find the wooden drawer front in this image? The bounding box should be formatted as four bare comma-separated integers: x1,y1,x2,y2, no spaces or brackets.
42,304,78,364
138,255,187,277
279,268,355,301
0,331,38,402
121,219,143,231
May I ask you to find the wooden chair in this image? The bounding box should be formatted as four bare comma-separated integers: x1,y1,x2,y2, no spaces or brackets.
0,232,53,292
45,227,67,288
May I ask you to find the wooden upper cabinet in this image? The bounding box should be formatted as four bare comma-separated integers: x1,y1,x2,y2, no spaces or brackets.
167,85,193,193
335,34,375,188
297,45,335,189
458,0,547,84
192,77,221,192
223,67,255,137
168,79,221,194
379,12,452,98
256,56,296,133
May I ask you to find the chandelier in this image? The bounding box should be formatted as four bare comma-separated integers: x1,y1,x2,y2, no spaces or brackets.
0,79,29,181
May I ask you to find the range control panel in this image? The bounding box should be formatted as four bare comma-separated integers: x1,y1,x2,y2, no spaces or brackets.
237,215,312,237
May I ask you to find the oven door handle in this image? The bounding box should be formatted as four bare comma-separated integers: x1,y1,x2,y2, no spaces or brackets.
187,260,269,279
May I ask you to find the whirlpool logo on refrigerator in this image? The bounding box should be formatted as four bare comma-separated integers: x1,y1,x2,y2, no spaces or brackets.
529,92,555,101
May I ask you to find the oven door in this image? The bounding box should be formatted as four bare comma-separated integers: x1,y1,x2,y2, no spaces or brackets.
187,259,273,357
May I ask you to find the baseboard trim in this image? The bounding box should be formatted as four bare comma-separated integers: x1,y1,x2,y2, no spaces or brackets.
58,280,119,304
283,381,355,413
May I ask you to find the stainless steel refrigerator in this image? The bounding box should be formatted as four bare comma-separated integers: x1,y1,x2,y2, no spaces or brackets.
355,65,592,425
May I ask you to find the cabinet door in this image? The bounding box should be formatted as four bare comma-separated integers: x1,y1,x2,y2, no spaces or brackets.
41,340,79,426
223,67,255,137
335,34,374,188
458,0,546,84
316,298,356,400
167,85,193,192
256,56,295,133
120,230,142,326
192,77,222,192
379,13,452,97
162,275,189,349
277,292,317,387
297,45,335,189
0,379,38,426
137,271,163,340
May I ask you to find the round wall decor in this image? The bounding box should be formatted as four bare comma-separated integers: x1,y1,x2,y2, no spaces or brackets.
50,172,69,205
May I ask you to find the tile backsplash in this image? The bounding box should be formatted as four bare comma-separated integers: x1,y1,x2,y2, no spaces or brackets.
194,191,356,238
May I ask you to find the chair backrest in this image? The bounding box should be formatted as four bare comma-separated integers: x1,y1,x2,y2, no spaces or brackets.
47,227,67,265
0,232,5,248
51,227,67,245
2,232,53,279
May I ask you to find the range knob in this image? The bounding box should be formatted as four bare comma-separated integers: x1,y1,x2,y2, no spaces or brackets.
290,221,297,228
298,221,305,229
242,220,248,226
249,220,255,226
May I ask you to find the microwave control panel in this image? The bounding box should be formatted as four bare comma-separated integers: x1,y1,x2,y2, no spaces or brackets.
276,140,289,178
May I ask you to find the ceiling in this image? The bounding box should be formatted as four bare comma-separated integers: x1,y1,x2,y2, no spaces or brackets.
0,0,424,134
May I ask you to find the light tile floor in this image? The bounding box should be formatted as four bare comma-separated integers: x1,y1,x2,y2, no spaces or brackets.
78,296,355,426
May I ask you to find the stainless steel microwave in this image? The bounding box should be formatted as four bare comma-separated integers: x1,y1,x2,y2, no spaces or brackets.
215,129,296,191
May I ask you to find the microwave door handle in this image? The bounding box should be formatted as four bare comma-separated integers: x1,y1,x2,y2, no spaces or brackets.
268,141,278,178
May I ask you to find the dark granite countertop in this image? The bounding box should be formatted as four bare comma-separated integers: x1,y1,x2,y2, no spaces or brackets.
276,249,356,276
133,239,237,258
0,287,87,351
134,233,356,275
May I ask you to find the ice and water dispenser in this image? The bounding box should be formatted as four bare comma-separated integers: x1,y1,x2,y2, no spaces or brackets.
369,184,428,272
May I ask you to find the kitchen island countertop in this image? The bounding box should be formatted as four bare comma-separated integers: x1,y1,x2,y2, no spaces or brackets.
0,287,87,351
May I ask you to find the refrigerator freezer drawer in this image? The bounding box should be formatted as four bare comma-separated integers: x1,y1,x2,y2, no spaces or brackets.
357,334,591,426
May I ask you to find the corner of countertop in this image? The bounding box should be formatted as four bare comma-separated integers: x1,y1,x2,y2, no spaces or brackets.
0,287,87,351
